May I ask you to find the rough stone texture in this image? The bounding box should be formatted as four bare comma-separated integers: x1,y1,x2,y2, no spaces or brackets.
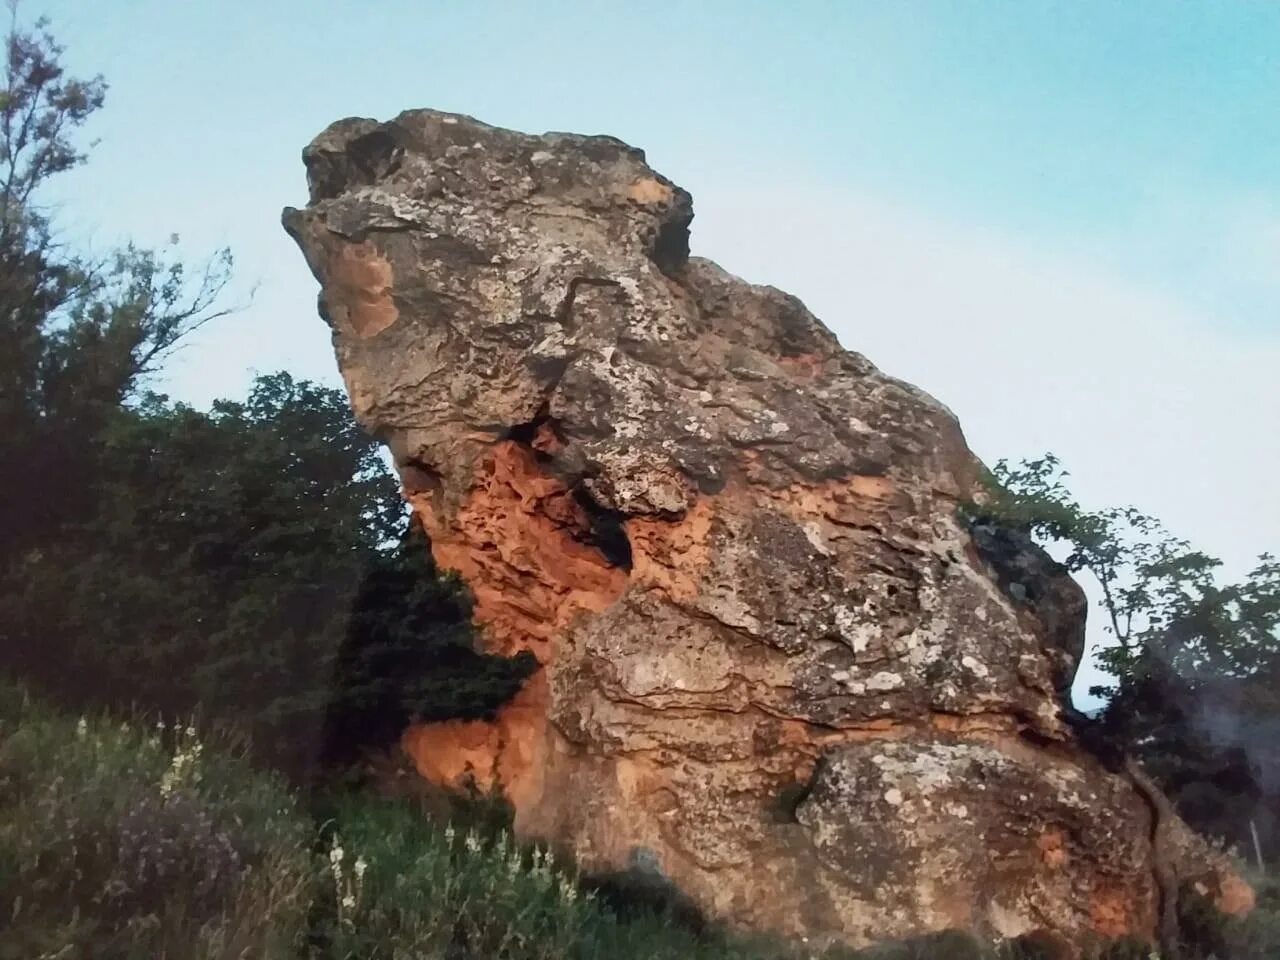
284,109,1246,951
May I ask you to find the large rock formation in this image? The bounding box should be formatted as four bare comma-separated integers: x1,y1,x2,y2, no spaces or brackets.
283,110,1247,951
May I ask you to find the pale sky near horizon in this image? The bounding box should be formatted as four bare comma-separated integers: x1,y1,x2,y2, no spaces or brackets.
34,1,1280,706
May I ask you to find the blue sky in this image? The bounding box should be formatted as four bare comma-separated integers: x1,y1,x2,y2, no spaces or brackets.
35,1,1280,704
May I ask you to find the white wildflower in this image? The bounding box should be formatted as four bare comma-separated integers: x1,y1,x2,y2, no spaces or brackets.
76,717,88,739
353,856,367,880
158,727,203,798
531,847,551,881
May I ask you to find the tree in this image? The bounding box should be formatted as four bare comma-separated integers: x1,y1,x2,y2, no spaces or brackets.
0,13,533,781
0,10,232,563
5,374,534,780
975,454,1280,862
323,518,536,767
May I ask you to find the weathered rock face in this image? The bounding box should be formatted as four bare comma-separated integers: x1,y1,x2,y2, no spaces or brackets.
284,110,1244,951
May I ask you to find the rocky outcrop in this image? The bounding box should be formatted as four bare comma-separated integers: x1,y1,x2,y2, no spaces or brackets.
284,110,1246,952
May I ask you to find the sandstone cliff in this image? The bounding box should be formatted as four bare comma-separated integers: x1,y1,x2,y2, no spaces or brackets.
283,110,1247,952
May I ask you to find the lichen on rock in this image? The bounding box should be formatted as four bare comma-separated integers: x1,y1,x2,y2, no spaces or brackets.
284,108,1246,952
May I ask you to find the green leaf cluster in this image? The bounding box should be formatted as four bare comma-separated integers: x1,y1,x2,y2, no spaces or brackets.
976,454,1280,864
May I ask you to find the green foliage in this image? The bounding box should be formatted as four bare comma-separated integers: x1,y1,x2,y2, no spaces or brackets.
4,374,385,774
0,13,106,213
0,12,233,564
0,681,314,959
1178,875,1280,960
316,795,606,960
3,373,530,779
976,455,1279,691
975,454,1280,863
325,519,537,765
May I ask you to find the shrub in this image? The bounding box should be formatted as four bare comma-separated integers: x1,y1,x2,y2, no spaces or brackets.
114,789,242,913
0,681,314,959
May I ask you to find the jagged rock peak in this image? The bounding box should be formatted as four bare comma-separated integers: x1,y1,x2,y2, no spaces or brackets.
283,108,1249,954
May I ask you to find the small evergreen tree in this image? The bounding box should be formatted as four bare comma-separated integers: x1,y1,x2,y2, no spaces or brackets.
324,518,536,766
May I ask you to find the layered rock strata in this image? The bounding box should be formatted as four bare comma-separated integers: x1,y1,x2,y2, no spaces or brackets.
284,109,1248,951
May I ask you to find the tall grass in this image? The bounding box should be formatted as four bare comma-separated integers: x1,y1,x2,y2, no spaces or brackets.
0,683,313,958
0,681,793,959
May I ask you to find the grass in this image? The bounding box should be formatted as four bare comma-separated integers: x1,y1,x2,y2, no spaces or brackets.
2,679,1278,959
0,681,802,959
0,683,313,959
314,793,796,960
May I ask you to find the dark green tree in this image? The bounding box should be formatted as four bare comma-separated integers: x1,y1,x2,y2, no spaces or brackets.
5,375,397,761
0,13,533,781
0,10,232,564
7,373,534,779
324,518,536,767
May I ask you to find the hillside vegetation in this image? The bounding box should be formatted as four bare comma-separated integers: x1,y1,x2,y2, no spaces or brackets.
5,685,1280,959
0,682,1021,959
1,10,1278,960
4,683,1271,960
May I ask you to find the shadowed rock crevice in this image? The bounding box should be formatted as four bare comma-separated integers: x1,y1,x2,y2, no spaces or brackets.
500,404,564,457
284,107,1248,954
570,487,633,571
648,196,693,275
501,404,634,572
302,121,405,202
966,516,1087,696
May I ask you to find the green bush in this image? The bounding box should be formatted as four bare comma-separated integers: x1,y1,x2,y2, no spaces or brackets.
0,681,314,959
312,791,796,960
2,375,534,783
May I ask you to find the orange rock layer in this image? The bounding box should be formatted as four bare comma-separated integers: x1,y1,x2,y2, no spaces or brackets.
283,107,1250,954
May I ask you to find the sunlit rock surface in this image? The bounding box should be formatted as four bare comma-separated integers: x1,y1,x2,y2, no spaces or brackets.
284,109,1246,951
